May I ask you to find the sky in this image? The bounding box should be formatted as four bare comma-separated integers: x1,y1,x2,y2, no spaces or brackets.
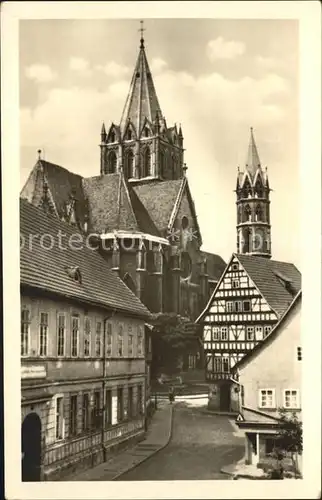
19,19,300,267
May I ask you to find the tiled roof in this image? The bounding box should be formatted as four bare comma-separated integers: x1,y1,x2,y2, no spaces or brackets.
236,254,301,317
233,290,301,371
83,173,160,236
238,407,281,424
201,251,226,281
133,179,183,234
20,198,151,319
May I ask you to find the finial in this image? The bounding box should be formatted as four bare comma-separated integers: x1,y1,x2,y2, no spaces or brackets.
250,126,253,132
237,166,240,172
37,149,42,160
139,20,146,49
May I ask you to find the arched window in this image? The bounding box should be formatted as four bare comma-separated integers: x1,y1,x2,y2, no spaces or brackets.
126,150,135,179
255,180,263,198
127,129,132,140
244,204,252,223
108,151,117,173
144,127,149,138
110,131,116,143
238,205,243,224
143,147,152,177
255,204,263,222
242,228,251,253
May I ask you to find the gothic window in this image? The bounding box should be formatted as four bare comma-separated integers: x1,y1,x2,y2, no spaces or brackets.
144,127,149,138
108,151,117,173
110,131,116,143
238,205,243,224
181,216,189,230
243,228,251,253
126,150,135,179
255,205,263,222
181,252,192,279
255,180,264,198
244,204,252,223
143,147,152,177
127,129,132,140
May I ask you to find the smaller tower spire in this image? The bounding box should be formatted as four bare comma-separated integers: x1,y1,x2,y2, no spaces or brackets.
37,149,42,161
245,127,261,174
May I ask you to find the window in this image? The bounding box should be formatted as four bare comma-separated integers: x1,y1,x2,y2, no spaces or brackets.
69,395,78,437
214,357,222,373
84,317,91,357
222,357,229,372
255,326,263,337
127,129,132,140
138,326,144,356
246,326,254,341
259,389,275,409
95,321,102,357
284,390,299,409
126,151,135,179
221,327,228,341
255,205,263,222
110,131,115,142
55,397,64,440
243,301,251,312
244,205,252,222
226,302,233,313
143,147,152,177
234,301,242,312
117,388,124,422
82,393,90,432
128,327,133,357
57,313,65,357
297,346,302,361
212,327,219,341
93,391,101,429
108,151,117,173
39,312,48,356
105,390,112,426
232,279,240,288
188,354,197,369
232,263,239,271
71,316,79,357
144,127,149,138
118,325,124,356
128,386,134,419
21,308,30,356
264,325,272,338
137,385,143,415
105,322,112,357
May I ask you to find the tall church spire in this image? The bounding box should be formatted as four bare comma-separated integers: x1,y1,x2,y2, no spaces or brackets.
119,21,163,133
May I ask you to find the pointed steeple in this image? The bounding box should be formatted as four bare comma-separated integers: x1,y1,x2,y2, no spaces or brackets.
120,21,163,134
245,127,261,175
101,122,106,141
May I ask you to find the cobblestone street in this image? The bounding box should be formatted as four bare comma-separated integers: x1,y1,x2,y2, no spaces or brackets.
118,399,245,481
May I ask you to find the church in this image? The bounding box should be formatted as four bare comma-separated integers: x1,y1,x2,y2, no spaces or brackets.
196,128,301,412
21,30,226,380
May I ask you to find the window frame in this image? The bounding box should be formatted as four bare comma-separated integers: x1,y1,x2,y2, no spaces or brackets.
259,388,276,409
118,324,124,357
137,326,144,357
95,320,102,357
221,326,228,341
283,389,300,409
82,392,90,433
57,312,66,357
246,326,255,341
105,322,113,357
232,279,240,289
21,308,30,357
212,327,220,341
71,315,80,358
243,300,251,312
226,301,233,313
55,395,65,441
83,316,91,357
264,325,272,338
69,394,78,437
128,326,134,357
39,312,49,357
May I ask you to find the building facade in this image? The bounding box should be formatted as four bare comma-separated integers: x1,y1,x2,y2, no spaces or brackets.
233,291,302,471
20,33,226,380
196,130,301,411
21,199,151,481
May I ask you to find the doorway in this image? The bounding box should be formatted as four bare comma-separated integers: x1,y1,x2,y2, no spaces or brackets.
219,383,231,411
21,412,42,481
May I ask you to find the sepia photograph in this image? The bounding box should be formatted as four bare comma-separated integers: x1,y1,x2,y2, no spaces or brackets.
2,1,321,499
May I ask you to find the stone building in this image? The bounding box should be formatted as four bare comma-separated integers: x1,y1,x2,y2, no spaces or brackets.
20,199,151,480
20,32,226,380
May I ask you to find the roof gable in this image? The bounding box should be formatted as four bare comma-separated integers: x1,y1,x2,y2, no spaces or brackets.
20,198,151,319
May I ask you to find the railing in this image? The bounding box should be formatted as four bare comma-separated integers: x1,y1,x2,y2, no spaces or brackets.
44,417,144,466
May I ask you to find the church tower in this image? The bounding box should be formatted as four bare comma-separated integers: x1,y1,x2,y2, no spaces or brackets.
100,23,184,182
236,127,271,258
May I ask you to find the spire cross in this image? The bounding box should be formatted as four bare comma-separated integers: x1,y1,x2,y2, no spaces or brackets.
139,20,146,48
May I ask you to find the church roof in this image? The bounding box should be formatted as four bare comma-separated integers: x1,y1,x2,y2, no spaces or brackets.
245,127,261,175
236,254,301,317
133,179,183,234
20,198,152,319
83,172,160,236
119,38,163,133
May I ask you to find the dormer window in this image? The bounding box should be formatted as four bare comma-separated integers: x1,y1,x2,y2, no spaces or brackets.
65,265,82,284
